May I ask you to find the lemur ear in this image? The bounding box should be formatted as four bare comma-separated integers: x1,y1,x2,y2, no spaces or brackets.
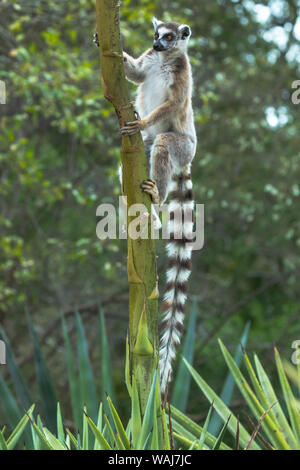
178,24,191,39
152,17,163,30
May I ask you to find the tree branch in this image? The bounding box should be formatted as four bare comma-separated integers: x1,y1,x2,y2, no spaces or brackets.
95,0,159,415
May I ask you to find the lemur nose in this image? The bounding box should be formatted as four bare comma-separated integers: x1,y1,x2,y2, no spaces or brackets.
153,43,160,50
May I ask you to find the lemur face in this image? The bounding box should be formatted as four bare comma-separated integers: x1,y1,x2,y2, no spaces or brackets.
152,18,191,52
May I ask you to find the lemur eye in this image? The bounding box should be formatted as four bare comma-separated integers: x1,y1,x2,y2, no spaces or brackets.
167,35,172,41
154,34,159,40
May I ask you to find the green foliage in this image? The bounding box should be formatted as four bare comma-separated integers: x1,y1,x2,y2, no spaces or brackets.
26,309,57,433
1,305,299,450
99,308,115,415
208,321,251,435
0,325,32,412
0,373,170,450
75,311,98,423
0,309,112,441
176,341,300,450
61,315,81,431
0,405,34,451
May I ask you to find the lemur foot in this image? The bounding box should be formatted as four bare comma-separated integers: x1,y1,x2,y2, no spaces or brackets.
93,31,99,47
141,179,160,204
120,117,146,135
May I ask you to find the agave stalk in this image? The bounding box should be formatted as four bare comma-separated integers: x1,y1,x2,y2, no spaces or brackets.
95,0,159,416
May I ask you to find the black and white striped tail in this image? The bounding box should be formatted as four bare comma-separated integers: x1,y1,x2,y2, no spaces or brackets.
159,167,194,397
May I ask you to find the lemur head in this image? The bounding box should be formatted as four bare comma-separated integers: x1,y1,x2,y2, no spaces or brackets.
152,17,191,53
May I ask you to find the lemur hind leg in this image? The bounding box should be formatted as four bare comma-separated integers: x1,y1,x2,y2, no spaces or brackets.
143,136,154,167
145,132,195,204
148,134,173,204
140,135,157,201
159,132,195,169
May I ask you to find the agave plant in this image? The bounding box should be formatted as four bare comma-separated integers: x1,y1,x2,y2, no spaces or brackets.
0,405,35,450
0,307,115,448
1,300,299,450
172,340,300,450
0,301,231,450
0,382,229,450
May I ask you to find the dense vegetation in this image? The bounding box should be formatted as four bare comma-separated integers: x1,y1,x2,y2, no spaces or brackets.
0,0,299,440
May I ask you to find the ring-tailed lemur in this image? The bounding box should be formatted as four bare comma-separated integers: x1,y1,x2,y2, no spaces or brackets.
95,18,197,396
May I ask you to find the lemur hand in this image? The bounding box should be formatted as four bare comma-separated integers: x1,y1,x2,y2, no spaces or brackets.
120,115,146,136
93,31,99,47
141,179,160,205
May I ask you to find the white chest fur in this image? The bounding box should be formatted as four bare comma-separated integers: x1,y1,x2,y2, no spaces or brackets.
137,56,174,117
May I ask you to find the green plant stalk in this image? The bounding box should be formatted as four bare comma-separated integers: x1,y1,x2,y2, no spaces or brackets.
95,0,159,418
